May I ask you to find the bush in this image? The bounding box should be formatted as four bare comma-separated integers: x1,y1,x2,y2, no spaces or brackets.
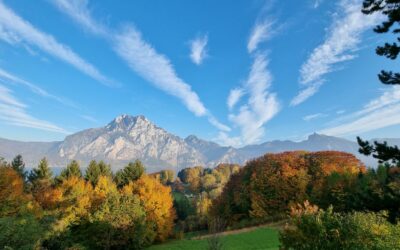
280,201,400,250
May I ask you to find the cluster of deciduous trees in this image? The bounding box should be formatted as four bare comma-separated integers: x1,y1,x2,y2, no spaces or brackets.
0,156,175,249
172,164,240,232
2,147,400,249
210,151,370,225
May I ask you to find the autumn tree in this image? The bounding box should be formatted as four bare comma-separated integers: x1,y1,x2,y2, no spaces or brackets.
56,176,94,223
178,166,204,193
363,0,400,85
0,167,30,216
211,151,365,225
123,175,175,242
160,169,175,185
114,160,145,188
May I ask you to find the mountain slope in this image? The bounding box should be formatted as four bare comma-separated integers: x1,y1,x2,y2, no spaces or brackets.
0,115,397,171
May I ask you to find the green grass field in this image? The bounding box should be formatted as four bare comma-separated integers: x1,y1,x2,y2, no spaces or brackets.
148,227,280,250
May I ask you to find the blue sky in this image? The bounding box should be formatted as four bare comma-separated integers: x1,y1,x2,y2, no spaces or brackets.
0,0,399,146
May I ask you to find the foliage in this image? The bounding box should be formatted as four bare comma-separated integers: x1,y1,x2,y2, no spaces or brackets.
57,160,82,183
172,192,195,221
0,214,45,250
11,154,26,180
0,166,34,217
114,160,145,188
211,151,365,225
362,0,400,85
357,136,400,166
28,157,53,183
85,160,112,186
280,201,400,250
123,175,176,242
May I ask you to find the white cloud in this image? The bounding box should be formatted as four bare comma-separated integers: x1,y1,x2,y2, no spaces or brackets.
215,132,242,147
207,115,230,132
52,0,107,36
303,113,327,121
0,2,114,86
227,88,244,110
0,67,77,108
336,109,346,114
189,34,208,65
291,0,382,106
320,104,400,136
290,83,322,106
221,54,280,146
320,86,400,136
114,26,208,117
313,0,323,8
80,114,98,123
50,0,229,131
247,21,273,53
0,84,68,134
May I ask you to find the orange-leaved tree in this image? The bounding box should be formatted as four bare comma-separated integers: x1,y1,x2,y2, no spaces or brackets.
123,175,175,242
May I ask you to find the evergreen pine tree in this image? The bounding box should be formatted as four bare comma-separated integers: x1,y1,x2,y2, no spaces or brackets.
114,160,145,188
85,160,112,186
57,160,82,182
357,137,400,166
28,157,52,183
11,155,26,179
363,0,400,85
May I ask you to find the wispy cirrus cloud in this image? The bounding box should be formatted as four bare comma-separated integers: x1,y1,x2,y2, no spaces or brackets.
50,0,230,131
52,0,107,36
247,21,273,53
219,17,280,146
291,0,382,106
313,0,324,8
80,114,98,123
189,34,208,65
0,1,115,87
0,84,69,134
319,86,400,136
114,26,208,117
303,113,327,121
0,67,78,108
220,53,280,146
227,88,244,110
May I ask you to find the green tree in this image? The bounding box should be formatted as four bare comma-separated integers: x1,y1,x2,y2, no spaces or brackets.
11,154,26,179
357,137,400,166
85,160,112,186
0,214,45,250
114,160,145,188
160,169,174,185
57,160,82,183
28,158,52,183
363,0,400,85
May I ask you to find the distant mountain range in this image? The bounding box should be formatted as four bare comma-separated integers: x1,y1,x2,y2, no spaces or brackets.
0,115,398,173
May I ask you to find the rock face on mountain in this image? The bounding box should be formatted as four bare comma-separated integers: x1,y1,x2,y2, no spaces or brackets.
0,115,397,172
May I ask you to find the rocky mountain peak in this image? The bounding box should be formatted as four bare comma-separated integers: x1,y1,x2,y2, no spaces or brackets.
307,132,327,141
185,135,200,143
106,114,152,132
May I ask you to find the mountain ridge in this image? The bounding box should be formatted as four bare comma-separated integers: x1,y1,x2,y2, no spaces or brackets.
0,115,397,172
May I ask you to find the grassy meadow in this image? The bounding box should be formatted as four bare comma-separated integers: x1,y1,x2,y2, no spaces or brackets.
148,226,280,250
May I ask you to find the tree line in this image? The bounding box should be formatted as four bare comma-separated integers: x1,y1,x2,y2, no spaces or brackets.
0,156,175,249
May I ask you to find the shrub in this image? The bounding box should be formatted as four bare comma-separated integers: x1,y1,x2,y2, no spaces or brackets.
280,201,400,250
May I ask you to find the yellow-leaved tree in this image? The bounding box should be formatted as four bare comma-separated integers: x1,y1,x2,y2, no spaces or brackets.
123,175,175,242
